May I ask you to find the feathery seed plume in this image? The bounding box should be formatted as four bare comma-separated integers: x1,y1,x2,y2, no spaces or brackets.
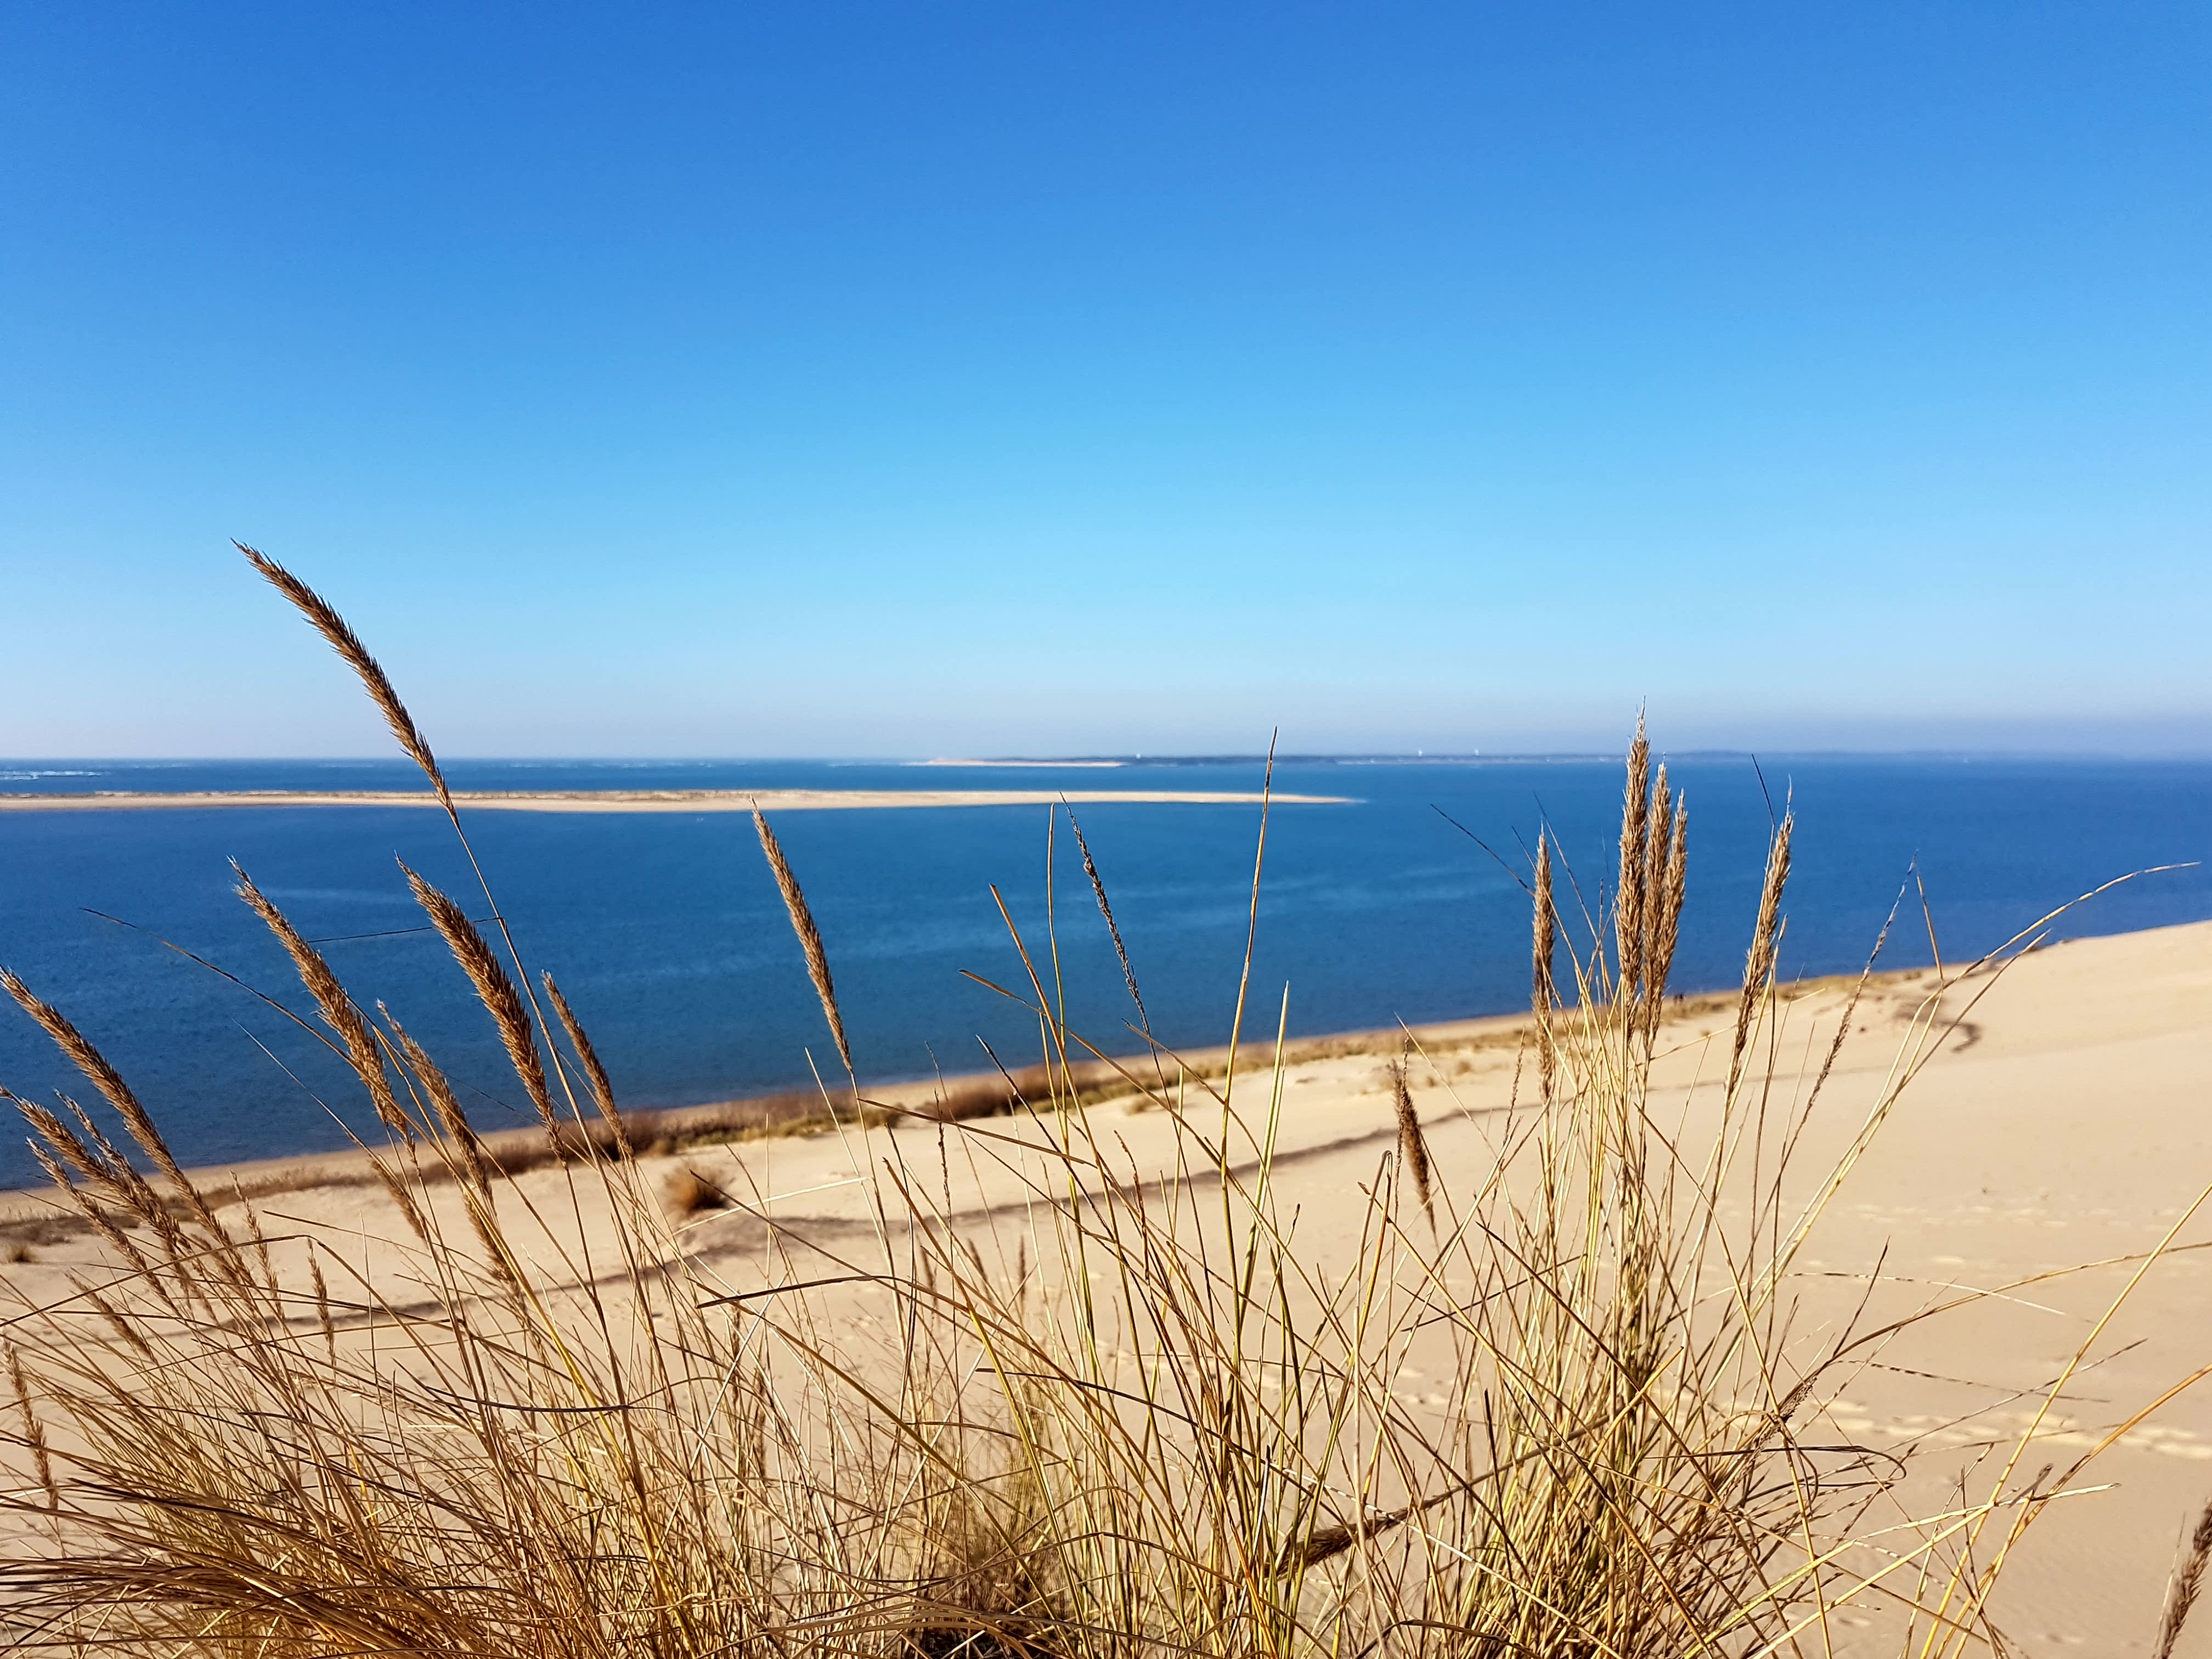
382,1006,496,1200
7,1344,54,1510
754,809,853,1075
1644,789,1687,1047
1532,832,1558,1104
1728,812,1794,1098
236,543,448,805
1615,713,1650,1009
0,967,232,1249
307,1250,338,1368
234,864,410,1137
399,863,554,1130
1391,1045,1435,1229
1066,807,1149,1037
544,971,629,1159
2154,1497,2212,1659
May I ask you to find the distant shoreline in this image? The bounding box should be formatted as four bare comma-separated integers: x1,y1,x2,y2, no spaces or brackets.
0,787,1351,814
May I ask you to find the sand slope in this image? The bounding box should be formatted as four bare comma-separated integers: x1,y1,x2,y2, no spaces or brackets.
2,918,2205,1642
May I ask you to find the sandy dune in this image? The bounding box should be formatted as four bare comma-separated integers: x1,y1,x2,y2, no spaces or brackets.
2,918,2205,1643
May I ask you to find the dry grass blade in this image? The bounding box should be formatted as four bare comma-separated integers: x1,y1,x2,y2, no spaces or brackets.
1728,810,1793,1098
544,970,630,1158
233,862,410,1137
1616,711,1651,1005
2155,1499,2212,1659
381,1005,495,1200
1065,805,1150,1039
7,1342,55,1510
754,806,853,1075
1390,1042,1434,1229
0,966,231,1247
236,541,448,804
399,861,554,1129
1645,787,1686,1047
308,1249,337,1369
1638,765,1674,1042
1533,830,1558,1103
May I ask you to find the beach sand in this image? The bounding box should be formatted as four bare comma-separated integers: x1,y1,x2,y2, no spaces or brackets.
0,787,1346,812
2,918,2205,1641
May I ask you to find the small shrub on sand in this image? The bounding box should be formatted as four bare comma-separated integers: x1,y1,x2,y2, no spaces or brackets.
664,1163,733,1217
0,551,2203,1657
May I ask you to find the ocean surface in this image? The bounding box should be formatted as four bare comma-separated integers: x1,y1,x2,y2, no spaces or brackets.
1,755,2207,1189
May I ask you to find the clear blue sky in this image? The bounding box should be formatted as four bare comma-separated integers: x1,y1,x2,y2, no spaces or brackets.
3,3,2207,758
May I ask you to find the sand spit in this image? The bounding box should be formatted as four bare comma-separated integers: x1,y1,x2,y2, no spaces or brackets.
0,786,1348,813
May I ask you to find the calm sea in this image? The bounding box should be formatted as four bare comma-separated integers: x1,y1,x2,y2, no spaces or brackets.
1,756,2207,1189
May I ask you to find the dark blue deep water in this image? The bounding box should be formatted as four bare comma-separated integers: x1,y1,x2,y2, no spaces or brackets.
1,755,2207,1188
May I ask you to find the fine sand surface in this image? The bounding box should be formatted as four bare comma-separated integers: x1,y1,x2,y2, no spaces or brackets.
2,918,2205,1643
0,786,1347,812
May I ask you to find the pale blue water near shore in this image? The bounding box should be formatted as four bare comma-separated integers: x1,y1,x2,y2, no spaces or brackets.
1,756,2207,1190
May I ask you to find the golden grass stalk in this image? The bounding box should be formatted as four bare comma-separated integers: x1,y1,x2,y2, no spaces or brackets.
544,970,631,1159
0,967,233,1253
1066,805,1150,1039
1729,810,1795,1098
307,1250,337,1369
6,1345,53,1511
1389,1041,1434,1229
233,862,411,1137
1532,828,1557,1103
381,1005,495,1200
2155,1499,2212,1659
1636,764,1672,1037
399,860,555,1130
754,806,854,1075
237,541,449,806
1644,783,1687,1047
1615,710,1651,1005
241,546,586,1137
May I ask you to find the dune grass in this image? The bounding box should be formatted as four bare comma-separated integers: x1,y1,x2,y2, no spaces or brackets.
0,549,2204,1656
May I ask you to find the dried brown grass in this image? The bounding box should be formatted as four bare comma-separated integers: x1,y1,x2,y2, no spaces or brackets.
401,860,555,1130
1531,829,1556,1104
662,1164,732,1217
1730,811,1795,1098
237,541,449,806
2155,1499,2212,1659
233,861,410,1136
754,805,854,1076
1389,1040,1434,1231
545,969,630,1158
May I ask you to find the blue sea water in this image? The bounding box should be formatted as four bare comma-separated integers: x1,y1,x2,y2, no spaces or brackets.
1,755,2207,1190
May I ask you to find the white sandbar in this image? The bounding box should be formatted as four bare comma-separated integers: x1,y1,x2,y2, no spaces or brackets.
0,787,1348,813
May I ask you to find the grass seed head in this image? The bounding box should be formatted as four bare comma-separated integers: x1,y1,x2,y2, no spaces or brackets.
400,861,554,1131
237,541,449,804
755,807,853,1075
234,862,410,1137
